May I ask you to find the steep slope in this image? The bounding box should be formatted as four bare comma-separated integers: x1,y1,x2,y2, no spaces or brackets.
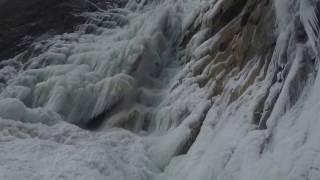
155,0,320,179
0,0,320,180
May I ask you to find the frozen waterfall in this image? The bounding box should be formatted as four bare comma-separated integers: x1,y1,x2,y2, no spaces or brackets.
1,0,320,180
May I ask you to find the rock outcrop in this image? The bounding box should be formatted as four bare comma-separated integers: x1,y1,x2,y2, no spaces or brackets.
0,0,126,60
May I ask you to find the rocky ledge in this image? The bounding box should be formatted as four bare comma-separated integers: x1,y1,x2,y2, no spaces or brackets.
0,0,126,60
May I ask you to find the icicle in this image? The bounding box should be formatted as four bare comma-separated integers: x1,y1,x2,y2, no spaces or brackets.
300,0,320,56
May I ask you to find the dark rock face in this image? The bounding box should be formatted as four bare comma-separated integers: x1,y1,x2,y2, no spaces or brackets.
0,0,126,60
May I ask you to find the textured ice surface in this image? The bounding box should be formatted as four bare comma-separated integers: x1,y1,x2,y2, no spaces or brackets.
0,0,204,179
1,0,320,180
0,119,154,180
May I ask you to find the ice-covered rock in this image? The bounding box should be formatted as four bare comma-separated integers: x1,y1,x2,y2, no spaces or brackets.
1,0,320,180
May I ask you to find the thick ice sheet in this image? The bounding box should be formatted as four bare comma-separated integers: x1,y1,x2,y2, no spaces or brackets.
0,0,203,179
1,0,320,180
0,119,154,180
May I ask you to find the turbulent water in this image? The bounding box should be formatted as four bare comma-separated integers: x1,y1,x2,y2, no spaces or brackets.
1,0,320,179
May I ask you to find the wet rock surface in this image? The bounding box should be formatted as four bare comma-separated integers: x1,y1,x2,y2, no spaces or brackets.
0,0,126,60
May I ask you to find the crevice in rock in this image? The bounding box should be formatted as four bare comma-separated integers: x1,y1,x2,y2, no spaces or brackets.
82,101,121,130
220,0,248,25
178,102,212,155
240,12,251,27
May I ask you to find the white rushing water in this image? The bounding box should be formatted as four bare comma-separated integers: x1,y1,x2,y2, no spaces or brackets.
1,0,320,179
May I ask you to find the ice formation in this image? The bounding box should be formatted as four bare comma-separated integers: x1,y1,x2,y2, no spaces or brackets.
1,0,320,179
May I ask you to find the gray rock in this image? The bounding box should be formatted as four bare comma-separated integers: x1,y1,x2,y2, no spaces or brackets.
0,0,126,60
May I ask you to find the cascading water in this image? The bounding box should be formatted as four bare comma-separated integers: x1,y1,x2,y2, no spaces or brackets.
0,0,203,179
1,0,320,179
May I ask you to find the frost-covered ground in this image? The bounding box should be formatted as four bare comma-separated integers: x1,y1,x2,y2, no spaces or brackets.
0,119,154,180
1,0,320,179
